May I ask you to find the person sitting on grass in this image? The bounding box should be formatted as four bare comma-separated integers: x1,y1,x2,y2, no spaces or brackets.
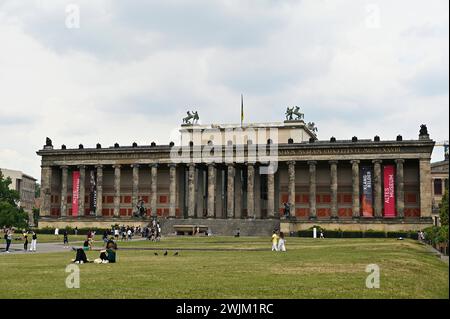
83,238,91,251
94,246,116,264
72,248,91,264
106,237,118,250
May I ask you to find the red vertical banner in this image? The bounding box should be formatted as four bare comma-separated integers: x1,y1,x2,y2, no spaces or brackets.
383,165,396,218
72,171,80,217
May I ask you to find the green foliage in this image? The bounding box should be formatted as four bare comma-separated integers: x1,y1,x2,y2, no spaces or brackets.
423,226,448,245
0,202,28,229
0,171,20,206
440,188,448,226
0,171,28,228
32,208,40,223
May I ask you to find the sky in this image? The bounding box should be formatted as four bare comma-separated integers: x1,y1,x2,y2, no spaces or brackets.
0,0,448,180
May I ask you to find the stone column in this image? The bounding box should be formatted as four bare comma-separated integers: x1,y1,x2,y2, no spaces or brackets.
78,165,85,216
169,164,177,218
195,168,204,218
330,160,338,219
267,170,275,218
150,164,158,218
216,168,223,218
419,158,432,218
96,165,103,217
246,163,255,218
373,160,382,218
351,160,360,219
395,159,404,219
60,166,68,217
40,165,52,216
207,163,216,218
131,164,139,211
287,161,296,216
113,165,121,217
254,169,261,219
188,163,196,218
308,161,317,220
234,167,242,219
227,164,235,218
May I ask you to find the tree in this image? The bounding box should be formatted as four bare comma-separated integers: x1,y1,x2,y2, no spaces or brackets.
0,171,20,206
0,171,28,228
0,202,28,229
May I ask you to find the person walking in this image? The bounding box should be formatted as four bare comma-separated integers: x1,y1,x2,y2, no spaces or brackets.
74,227,78,236
278,232,286,252
54,227,59,239
63,230,69,248
30,231,37,252
5,229,12,253
271,230,279,251
23,232,29,251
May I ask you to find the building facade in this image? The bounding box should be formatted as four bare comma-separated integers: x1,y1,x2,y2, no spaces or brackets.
36,119,435,235
0,168,37,225
431,153,449,226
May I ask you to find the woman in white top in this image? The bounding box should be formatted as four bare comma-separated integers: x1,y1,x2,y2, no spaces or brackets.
278,232,286,252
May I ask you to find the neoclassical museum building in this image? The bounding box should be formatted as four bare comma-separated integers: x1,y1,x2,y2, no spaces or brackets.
37,113,435,235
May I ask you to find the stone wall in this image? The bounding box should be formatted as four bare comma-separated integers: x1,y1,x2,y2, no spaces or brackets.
159,218,280,236
280,219,433,233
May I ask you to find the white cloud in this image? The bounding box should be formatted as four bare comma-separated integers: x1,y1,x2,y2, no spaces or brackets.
0,0,448,179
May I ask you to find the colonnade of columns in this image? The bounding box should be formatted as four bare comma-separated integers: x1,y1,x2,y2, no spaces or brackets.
41,158,430,219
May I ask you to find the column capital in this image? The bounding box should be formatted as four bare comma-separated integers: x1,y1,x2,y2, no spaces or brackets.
329,160,338,165
168,163,177,168
226,163,235,167
286,160,296,166
112,164,121,169
95,164,103,169
307,160,317,166
149,163,158,168
395,159,405,164
77,164,86,169
187,162,196,168
60,165,69,169
207,162,216,167
244,162,254,167
350,160,360,165
131,163,140,168
372,159,382,164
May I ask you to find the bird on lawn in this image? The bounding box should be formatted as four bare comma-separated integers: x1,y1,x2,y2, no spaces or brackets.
154,252,158,256
164,250,168,256
174,251,179,256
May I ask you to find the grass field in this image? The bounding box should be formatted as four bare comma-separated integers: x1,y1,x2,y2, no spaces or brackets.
0,237,448,299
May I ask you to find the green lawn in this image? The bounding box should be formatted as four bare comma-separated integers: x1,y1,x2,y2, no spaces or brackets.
0,237,448,299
